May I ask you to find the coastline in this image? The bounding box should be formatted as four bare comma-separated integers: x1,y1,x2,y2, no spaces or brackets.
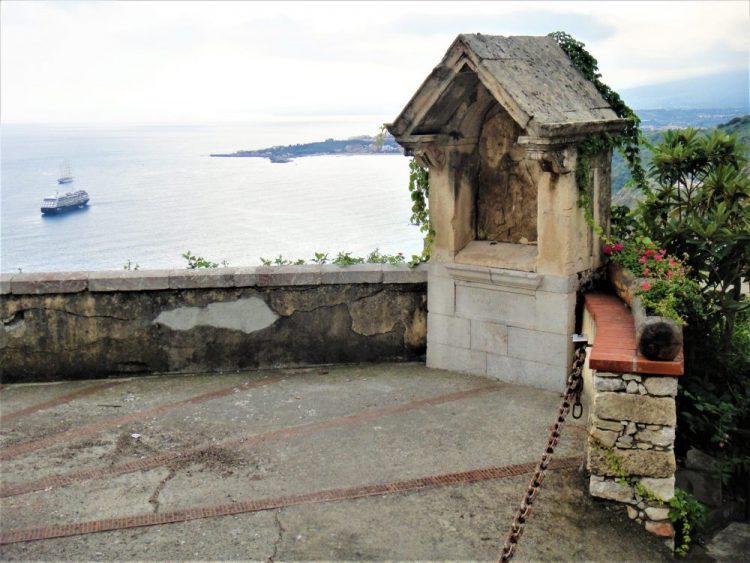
210,133,404,162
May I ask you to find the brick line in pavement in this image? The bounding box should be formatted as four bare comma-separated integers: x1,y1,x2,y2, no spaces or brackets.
0,456,581,545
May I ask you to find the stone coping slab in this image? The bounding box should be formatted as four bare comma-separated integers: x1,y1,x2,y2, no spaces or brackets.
9,272,88,295
89,270,172,292
2,265,427,295
0,274,12,295
585,292,683,376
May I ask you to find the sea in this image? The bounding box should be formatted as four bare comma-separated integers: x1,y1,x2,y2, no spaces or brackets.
0,119,422,273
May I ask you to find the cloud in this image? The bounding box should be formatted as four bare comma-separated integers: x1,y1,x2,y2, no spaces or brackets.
1,1,747,123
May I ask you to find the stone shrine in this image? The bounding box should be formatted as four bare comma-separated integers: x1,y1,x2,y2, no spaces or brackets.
388,34,628,390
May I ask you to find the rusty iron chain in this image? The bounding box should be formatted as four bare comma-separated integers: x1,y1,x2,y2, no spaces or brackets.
497,345,588,562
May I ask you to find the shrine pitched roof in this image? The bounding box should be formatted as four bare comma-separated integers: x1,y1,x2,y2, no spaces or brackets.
388,34,628,141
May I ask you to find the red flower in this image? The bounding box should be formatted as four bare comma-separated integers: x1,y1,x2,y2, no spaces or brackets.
645,249,655,257
659,249,667,255
643,268,650,275
603,245,613,255
613,243,623,252
642,281,651,291
639,256,647,264
654,254,663,261
668,259,677,266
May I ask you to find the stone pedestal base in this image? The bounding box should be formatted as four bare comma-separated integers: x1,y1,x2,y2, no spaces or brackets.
426,262,577,392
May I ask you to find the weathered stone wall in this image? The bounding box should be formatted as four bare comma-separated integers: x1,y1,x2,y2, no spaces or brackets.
583,305,679,544
0,265,427,383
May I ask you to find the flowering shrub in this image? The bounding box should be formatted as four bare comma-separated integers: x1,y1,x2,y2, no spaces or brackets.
606,236,703,324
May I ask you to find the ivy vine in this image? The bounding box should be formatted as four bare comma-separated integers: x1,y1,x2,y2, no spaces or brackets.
549,31,647,240
407,157,433,265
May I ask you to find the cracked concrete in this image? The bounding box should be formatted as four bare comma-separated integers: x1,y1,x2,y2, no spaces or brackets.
0,363,672,561
267,508,285,563
148,466,177,514
18,307,132,322
349,290,403,336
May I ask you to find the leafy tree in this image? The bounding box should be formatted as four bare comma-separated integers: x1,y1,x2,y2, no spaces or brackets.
637,128,749,342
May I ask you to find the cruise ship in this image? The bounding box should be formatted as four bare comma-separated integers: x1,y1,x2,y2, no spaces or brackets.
40,190,90,215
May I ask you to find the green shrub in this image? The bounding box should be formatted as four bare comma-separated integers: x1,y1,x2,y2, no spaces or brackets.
182,251,220,269
259,249,406,267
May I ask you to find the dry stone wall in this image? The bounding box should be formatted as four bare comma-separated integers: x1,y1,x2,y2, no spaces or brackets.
587,369,679,542
0,265,427,382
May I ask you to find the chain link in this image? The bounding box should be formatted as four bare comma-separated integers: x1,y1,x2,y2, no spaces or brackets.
497,345,587,562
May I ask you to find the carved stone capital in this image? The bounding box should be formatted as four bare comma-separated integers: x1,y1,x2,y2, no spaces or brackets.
521,148,571,174
517,137,575,174
413,145,447,170
539,150,571,175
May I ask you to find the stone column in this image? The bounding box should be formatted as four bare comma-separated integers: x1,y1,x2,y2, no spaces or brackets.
421,144,477,262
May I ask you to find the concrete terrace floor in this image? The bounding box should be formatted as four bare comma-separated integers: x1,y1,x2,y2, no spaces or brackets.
0,363,671,561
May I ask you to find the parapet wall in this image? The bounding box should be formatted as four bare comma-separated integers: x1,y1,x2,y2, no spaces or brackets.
0,265,427,383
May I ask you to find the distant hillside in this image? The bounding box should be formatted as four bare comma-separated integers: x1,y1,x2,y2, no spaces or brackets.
717,114,750,146
620,70,749,111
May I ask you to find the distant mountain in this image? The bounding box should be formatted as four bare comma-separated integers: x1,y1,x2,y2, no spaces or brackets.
620,70,748,111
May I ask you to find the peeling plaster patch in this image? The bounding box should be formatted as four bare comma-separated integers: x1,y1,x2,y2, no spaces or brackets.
349,292,399,336
154,297,279,333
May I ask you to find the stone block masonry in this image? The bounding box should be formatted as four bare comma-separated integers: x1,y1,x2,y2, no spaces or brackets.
0,265,427,382
425,262,577,392
583,293,683,547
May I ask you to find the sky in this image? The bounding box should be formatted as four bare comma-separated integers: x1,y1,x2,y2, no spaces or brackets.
1,0,748,124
